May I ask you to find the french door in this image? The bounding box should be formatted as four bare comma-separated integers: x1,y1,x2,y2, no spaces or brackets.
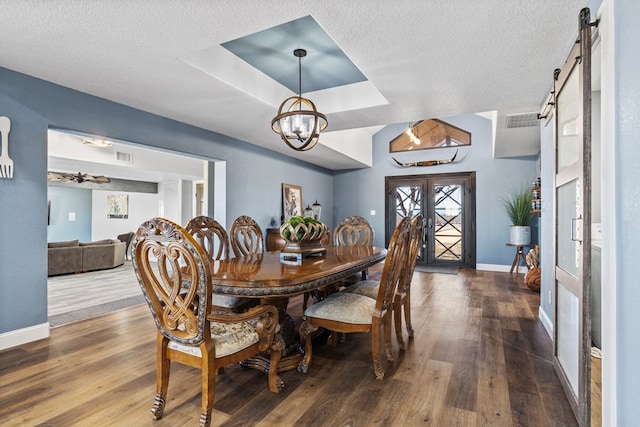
546,7,594,426
385,172,475,269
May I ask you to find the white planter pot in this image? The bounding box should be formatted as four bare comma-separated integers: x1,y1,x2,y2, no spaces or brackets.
510,226,531,245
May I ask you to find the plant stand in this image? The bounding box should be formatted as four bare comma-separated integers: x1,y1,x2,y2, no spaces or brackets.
506,243,535,275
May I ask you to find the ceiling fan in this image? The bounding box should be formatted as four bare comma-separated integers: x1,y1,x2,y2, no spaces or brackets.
47,171,111,184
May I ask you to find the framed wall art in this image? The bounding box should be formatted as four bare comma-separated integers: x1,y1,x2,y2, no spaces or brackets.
107,194,129,219
282,183,302,221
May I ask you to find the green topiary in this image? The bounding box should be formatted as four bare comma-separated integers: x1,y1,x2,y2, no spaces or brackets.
501,183,536,226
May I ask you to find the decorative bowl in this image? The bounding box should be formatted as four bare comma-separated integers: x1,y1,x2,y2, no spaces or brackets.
279,218,328,243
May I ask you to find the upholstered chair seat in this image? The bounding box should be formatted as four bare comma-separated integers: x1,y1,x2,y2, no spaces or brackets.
168,318,261,358
342,280,379,299
306,291,386,325
212,294,248,310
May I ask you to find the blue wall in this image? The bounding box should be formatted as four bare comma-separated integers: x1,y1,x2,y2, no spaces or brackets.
0,67,333,334
614,0,640,422
334,114,538,267
47,186,92,242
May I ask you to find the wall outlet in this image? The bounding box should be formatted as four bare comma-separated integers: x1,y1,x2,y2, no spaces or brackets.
370,210,376,216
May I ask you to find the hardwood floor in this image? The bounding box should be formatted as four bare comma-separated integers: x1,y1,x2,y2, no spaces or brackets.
47,260,140,317
1,267,578,426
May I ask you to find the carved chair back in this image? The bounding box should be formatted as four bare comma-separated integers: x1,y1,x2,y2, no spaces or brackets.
132,217,212,346
333,215,375,248
393,214,424,349
373,216,412,314
185,216,257,311
401,214,424,294
230,215,264,256
185,216,230,261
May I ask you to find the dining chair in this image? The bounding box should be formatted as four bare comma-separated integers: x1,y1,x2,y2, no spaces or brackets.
345,214,424,350
297,215,411,380
333,215,375,247
229,215,264,256
333,215,375,281
185,216,257,312
305,215,375,312
132,217,284,427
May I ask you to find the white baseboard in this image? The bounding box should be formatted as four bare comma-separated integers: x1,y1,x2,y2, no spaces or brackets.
476,264,513,272
0,323,50,351
538,306,553,338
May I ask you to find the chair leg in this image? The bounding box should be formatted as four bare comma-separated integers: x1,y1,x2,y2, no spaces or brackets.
394,297,405,351
199,351,216,427
151,336,170,420
268,334,285,393
297,321,319,373
404,290,414,339
371,319,385,380
383,314,394,362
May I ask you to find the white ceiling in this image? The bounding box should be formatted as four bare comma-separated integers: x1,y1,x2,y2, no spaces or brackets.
47,130,205,183
1,1,588,171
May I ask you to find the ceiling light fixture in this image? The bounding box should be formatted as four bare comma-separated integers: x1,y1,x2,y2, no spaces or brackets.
83,138,113,148
271,49,328,151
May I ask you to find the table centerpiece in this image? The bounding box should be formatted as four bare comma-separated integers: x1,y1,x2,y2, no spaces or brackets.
279,216,328,261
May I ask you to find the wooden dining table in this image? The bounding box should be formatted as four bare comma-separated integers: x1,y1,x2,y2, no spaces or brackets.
209,245,387,373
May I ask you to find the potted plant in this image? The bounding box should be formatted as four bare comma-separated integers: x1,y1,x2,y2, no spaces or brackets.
501,183,536,245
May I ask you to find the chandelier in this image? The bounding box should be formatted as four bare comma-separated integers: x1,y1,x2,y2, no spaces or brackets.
271,49,328,151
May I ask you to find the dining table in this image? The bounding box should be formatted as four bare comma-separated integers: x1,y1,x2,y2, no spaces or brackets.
209,245,387,373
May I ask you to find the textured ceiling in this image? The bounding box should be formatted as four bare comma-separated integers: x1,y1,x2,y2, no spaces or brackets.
0,1,589,170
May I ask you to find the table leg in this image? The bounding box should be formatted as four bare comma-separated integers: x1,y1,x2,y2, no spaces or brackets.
239,297,305,374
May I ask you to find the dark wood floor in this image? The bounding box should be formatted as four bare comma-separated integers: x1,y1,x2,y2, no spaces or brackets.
0,267,577,426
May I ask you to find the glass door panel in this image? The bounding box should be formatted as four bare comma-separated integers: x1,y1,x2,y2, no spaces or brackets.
433,184,462,261
394,184,425,262
395,185,423,223
557,65,581,172
557,180,580,277
557,281,580,397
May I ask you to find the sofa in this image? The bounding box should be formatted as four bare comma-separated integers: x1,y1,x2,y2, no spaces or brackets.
48,239,126,276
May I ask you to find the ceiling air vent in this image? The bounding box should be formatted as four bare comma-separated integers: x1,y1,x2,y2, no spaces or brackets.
504,112,539,129
115,151,133,163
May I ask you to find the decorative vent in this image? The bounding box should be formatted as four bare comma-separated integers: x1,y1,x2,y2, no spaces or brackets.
504,112,539,129
116,151,132,163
